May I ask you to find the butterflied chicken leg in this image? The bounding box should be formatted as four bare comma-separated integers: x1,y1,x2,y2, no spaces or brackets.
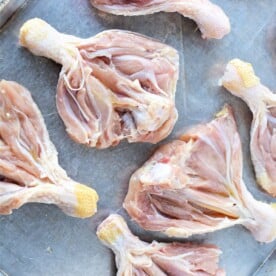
221,59,276,197
0,80,98,218
90,0,230,39
124,105,276,243
19,18,179,149
97,214,225,275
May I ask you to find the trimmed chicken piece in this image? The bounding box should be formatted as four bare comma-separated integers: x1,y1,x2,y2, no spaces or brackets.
124,105,276,243
97,214,225,276
221,59,276,197
19,18,179,149
90,0,230,40
0,80,98,218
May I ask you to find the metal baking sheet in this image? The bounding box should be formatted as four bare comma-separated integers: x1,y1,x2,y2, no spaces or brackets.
0,0,275,275
0,0,26,28
254,249,276,276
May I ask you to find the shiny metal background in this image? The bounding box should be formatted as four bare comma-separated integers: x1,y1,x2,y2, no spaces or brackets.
0,0,275,275
0,0,26,28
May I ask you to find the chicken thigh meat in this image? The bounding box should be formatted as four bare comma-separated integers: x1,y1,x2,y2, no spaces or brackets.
221,59,276,197
97,214,224,276
0,80,98,218
90,0,230,39
19,18,179,148
124,105,276,243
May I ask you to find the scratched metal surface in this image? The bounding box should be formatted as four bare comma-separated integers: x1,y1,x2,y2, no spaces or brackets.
0,0,275,275
254,250,276,276
0,0,26,28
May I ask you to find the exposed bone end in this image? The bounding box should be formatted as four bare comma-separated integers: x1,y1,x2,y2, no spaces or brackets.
97,214,126,245
197,7,231,40
209,20,230,40
230,59,260,88
221,58,269,114
221,59,260,99
74,184,99,218
19,18,71,64
257,172,276,197
224,58,260,89
19,18,51,48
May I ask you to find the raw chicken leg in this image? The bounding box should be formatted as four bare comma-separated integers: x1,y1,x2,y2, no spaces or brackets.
97,214,225,275
0,80,98,218
90,0,230,39
19,18,179,149
124,105,276,243
221,59,276,197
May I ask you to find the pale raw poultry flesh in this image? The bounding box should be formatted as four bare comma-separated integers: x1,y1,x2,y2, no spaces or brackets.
19,18,179,149
0,80,98,218
90,0,230,39
221,59,276,197
124,105,276,243
97,214,225,276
